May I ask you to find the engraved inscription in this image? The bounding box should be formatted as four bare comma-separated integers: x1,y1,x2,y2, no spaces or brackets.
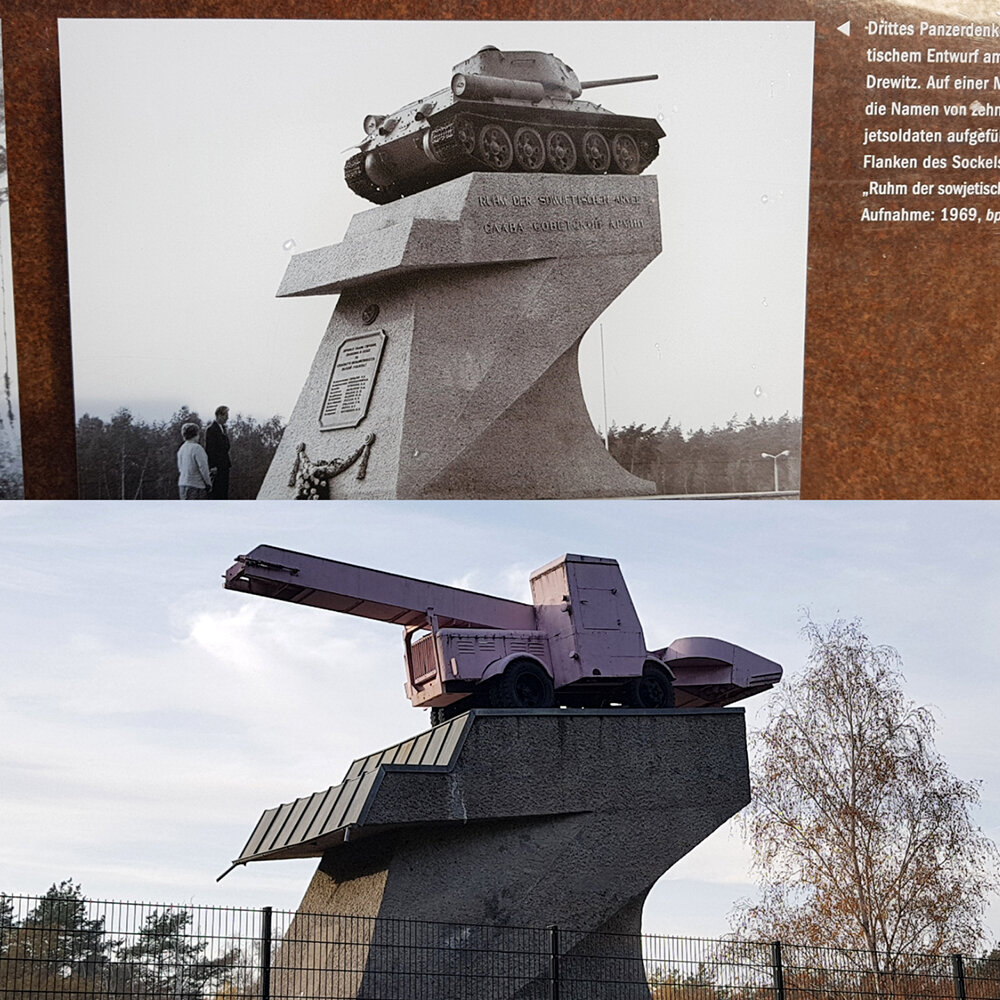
320,331,386,430
474,185,649,238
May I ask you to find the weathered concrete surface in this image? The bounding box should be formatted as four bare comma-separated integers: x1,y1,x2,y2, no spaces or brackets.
269,709,750,999
259,172,661,499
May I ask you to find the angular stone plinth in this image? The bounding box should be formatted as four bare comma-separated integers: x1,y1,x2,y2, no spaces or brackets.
259,173,661,499
242,709,749,999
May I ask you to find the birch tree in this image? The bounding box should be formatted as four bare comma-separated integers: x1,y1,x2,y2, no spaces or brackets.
734,617,998,967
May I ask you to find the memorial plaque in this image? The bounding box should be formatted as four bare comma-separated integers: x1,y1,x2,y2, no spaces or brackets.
319,331,386,430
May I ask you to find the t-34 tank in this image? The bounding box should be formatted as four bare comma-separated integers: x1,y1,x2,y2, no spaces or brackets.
345,46,665,204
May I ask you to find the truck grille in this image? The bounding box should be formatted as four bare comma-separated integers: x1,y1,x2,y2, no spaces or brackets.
507,635,547,655
455,634,498,653
410,636,439,683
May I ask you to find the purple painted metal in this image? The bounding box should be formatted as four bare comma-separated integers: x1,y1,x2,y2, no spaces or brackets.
658,637,784,708
530,554,647,688
225,544,535,630
223,546,782,713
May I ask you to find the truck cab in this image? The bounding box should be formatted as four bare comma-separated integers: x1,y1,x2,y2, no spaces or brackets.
404,554,674,718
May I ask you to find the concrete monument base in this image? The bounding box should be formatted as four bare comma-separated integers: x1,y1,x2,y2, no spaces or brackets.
235,709,750,998
259,172,662,499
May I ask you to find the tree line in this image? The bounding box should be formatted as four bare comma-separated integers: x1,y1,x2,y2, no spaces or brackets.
0,425,20,499
647,949,1000,1000
4,879,998,1000
73,408,800,500
608,413,801,495
0,882,247,999
76,408,284,500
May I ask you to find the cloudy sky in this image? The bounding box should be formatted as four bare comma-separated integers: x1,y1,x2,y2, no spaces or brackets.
3,500,999,941
59,18,812,437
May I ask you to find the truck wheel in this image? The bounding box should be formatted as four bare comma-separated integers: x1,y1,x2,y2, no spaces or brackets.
625,663,675,709
490,659,555,709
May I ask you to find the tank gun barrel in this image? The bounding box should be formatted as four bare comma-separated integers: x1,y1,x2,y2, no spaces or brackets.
580,73,658,90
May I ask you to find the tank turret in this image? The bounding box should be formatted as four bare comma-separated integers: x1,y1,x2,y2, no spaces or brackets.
344,47,665,205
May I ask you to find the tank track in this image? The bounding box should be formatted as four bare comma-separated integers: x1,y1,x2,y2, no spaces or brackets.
428,112,661,178
346,113,662,204
344,152,398,205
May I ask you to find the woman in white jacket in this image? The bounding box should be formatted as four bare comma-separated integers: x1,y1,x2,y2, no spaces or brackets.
176,422,213,499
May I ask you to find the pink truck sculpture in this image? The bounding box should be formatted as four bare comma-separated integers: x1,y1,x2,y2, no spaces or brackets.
224,545,782,724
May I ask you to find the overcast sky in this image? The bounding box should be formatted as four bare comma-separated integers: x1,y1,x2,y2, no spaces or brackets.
59,19,812,437
3,500,998,942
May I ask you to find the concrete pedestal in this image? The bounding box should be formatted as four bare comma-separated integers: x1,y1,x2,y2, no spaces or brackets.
258,173,661,499
235,709,750,998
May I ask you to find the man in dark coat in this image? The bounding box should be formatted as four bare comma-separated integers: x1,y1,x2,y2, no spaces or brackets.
205,405,232,499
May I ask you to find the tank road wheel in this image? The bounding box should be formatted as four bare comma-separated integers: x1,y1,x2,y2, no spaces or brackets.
545,130,577,173
478,124,515,171
490,659,555,710
427,117,476,165
455,115,478,156
581,131,612,173
513,127,546,172
624,662,675,709
611,133,642,174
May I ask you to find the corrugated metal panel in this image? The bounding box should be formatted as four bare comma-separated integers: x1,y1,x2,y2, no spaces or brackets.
422,724,451,766
343,720,461,779
434,718,467,766
235,714,471,864
301,780,354,843
239,806,282,860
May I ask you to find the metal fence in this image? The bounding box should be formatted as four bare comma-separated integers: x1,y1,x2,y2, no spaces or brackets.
1,894,998,1000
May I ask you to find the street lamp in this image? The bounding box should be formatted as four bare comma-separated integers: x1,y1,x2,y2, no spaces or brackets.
761,450,790,492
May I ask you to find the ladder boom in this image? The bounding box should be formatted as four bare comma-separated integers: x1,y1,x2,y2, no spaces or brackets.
224,544,536,631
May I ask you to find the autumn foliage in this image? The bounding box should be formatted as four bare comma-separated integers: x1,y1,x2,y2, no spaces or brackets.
734,617,999,973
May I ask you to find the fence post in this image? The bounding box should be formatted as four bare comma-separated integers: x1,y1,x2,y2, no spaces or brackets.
952,954,967,1000
261,906,273,1000
548,924,560,1000
771,942,786,1000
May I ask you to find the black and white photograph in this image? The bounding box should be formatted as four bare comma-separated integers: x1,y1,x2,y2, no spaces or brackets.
0,27,23,500
59,19,813,499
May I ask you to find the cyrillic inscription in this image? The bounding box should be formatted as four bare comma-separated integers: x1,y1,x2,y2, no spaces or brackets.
320,331,386,430
475,186,649,238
